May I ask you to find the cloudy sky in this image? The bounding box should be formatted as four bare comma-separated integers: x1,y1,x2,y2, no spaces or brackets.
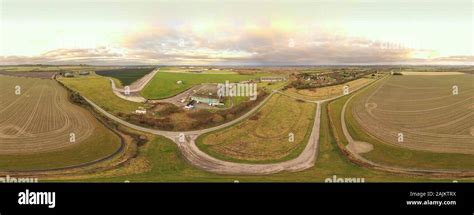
0,0,472,65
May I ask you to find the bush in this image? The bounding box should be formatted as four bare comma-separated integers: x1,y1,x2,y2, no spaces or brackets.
160,105,182,116
211,114,225,123
249,112,261,120
69,92,87,105
225,113,235,120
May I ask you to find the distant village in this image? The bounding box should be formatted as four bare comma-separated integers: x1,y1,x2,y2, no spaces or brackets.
289,69,376,89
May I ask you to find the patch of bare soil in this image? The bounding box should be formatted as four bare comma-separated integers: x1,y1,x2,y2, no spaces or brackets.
0,71,55,79
401,72,465,76
346,141,374,154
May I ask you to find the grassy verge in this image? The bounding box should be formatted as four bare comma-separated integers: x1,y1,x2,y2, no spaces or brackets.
258,81,288,93
58,75,141,113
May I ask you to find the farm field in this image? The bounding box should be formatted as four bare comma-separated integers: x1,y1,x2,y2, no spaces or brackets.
351,74,474,155
258,81,288,92
284,78,373,101
0,75,122,171
58,75,142,114
96,68,155,86
196,94,316,163
158,67,238,74
141,69,270,99
401,71,466,76
0,71,56,79
4,66,472,181
328,74,474,170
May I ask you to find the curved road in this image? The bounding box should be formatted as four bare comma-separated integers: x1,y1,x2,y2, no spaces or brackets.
109,68,160,102
83,79,376,175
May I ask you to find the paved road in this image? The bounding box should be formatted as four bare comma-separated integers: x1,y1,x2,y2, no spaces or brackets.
182,102,321,175
84,93,321,175
109,68,160,102
83,79,377,175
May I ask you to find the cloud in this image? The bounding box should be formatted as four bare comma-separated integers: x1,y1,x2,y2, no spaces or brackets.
1,25,472,65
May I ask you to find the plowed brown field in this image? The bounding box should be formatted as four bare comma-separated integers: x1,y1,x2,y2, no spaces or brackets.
0,75,121,171
351,74,474,154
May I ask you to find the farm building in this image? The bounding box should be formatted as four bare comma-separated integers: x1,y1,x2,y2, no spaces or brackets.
191,94,223,106
135,109,146,114
260,76,286,82
63,72,75,77
135,107,147,114
79,71,90,75
190,84,224,106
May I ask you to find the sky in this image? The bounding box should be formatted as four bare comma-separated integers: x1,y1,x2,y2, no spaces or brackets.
0,0,472,65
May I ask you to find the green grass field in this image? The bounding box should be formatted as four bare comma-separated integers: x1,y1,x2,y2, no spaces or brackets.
328,87,474,170
58,75,141,113
258,81,288,92
158,67,238,74
141,70,270,99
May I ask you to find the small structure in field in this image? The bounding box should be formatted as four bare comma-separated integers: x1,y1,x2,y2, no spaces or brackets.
63,72,75,77
260,76,286,82
184,100,196,109
135,107,147,114
79,71,90,76
191,84,224,106
176,80,183,84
